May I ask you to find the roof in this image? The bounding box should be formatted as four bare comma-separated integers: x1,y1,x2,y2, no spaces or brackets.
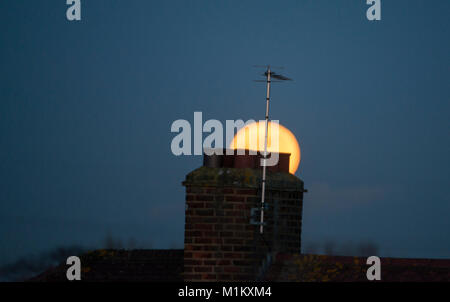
29,249,183,282
264,253,450,282
29,249,450,282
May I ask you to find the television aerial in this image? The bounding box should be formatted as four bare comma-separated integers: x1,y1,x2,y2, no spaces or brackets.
253,65,292,234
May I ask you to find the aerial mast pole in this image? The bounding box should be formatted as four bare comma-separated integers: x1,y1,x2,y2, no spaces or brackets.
260,66,271,234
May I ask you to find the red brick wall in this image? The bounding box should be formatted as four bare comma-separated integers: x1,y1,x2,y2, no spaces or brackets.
183,178,304,281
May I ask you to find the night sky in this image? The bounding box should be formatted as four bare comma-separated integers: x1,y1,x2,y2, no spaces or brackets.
0,0,449,267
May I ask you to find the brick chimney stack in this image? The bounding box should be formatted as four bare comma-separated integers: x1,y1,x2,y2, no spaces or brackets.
182,150,305,281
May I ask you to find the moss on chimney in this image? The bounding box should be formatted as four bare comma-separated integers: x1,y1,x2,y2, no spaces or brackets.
183,166,304,192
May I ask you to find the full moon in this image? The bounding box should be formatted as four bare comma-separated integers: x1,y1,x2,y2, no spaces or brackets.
229,121,301,174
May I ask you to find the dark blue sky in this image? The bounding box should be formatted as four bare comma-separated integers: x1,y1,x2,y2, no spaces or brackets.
0,0,449,265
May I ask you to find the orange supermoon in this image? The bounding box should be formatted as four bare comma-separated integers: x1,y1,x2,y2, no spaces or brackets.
229,121,301,174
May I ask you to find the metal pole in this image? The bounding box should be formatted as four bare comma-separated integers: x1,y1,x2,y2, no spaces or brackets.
260,66,271,234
